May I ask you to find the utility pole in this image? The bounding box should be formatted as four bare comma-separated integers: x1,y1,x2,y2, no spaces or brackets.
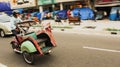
85,0,96,10
90,0,96,10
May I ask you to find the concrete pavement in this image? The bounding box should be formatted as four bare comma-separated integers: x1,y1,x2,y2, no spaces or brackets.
41,19,120,36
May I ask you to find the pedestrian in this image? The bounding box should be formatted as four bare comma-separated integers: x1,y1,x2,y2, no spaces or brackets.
32,15,40,24
93,10,97,22
25,13,32,21
10,10,23,35
78,10,81,22
67,9,72,18
54,14,62,25
116,9,120,20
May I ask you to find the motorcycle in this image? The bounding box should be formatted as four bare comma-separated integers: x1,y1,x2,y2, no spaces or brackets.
10,21,56,64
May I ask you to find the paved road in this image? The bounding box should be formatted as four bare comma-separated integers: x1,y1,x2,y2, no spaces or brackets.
0,32,120,67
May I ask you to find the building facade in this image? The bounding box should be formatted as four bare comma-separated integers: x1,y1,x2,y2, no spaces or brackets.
5,0,90,12
10,0,37,9
38,0,87,12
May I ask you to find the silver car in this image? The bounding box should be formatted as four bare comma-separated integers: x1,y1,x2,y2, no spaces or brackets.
0,15,12,37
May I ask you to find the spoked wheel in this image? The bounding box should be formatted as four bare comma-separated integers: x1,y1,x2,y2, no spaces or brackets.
0,30,5,37
11,42,21,54
11,42,18,49
23,51,34,64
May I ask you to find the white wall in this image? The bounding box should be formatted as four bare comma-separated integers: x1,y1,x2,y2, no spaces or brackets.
10,0,36,9
0,0,9,2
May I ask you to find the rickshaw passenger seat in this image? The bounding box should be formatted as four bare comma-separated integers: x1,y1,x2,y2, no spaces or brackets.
16,35,24,44
25,32,37,40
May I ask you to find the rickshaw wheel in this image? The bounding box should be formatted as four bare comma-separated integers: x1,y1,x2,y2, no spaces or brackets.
11,42,21,54
11,42,19,49
23,51,34,64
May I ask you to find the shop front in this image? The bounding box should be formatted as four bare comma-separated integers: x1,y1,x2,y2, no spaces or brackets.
10,0,37,9
62,1,83,10
95,0,120,19
37,0,89,19
38,0,55,12
38,0,86,12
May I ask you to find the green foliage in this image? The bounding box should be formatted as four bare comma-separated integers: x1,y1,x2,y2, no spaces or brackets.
52,25,73,29
105,28,120,31
32,25,73,29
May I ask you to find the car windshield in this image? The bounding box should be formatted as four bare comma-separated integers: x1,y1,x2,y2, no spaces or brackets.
0,15,10,22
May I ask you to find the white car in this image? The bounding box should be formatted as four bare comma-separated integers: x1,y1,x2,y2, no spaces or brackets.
0,15,12,37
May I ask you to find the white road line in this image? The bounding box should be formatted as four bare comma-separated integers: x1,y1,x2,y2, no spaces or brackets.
0,63,7,67
83,46,120,53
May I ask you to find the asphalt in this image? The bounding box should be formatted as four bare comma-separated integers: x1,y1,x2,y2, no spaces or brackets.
41,19,120,36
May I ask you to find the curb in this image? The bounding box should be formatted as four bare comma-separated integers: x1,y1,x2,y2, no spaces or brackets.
52,28,120,36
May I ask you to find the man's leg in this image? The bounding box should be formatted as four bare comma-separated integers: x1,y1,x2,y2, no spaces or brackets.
11,30,17,36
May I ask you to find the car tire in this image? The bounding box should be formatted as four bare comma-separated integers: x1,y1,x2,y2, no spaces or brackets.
0,30,5,37
23,51,35,64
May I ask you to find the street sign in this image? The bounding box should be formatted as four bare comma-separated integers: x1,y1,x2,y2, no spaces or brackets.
38,0,55,5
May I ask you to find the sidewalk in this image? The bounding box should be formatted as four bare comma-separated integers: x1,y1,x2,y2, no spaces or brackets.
41,19,120,36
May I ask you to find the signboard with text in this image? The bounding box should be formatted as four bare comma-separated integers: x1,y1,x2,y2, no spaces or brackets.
38,0,55,5
95,0,120,5
10,0,36,9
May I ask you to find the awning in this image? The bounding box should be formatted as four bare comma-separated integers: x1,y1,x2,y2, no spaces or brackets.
95,1,120,7
95,3,120,7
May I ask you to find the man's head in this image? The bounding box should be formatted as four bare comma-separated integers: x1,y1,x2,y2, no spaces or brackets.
12,10,20,18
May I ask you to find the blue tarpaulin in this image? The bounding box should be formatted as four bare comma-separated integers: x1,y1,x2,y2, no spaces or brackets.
37,13,41,20
0,2,12,11
17,8,23,14
109,7,120,20
72,8,94,20
0,2,12,15
57,10,67,19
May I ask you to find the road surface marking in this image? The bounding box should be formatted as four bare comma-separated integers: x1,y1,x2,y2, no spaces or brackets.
0,63,7,67
83,46,120,53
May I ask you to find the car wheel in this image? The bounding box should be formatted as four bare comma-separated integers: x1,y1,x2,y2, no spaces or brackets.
0,30,5,37
23,51,35,64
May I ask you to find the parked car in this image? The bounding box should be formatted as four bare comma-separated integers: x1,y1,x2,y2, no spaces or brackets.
0,15,12,37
